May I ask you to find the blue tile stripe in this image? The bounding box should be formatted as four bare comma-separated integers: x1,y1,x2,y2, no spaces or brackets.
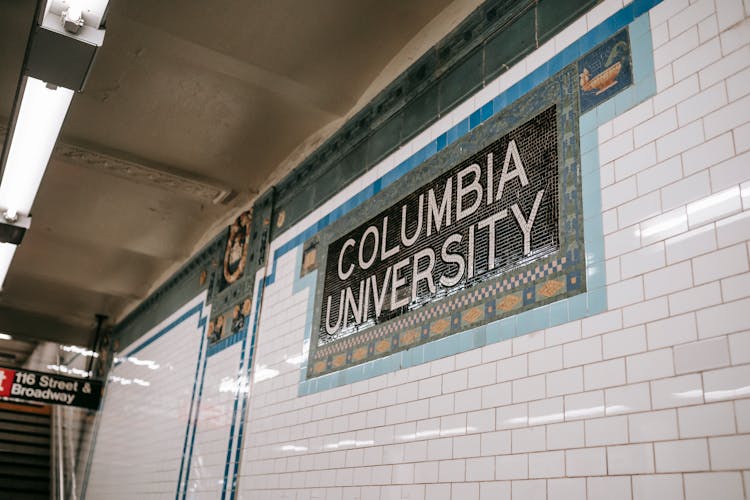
219,319,253,500
208,329,247,357
119,303,205,360
293,247,320,384
227,280,265,500
292,1,662,396
177,314,210,499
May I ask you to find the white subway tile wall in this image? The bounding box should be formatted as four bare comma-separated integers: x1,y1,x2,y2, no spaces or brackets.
86,295,209,499
84,0,750,498
233,1,750,498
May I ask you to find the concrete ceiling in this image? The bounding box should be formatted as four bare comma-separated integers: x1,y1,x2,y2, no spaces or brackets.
0,337,36,368
0,0,458,347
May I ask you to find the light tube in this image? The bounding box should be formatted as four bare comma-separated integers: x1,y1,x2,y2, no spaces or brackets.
0,242,17,290
0,77,74,219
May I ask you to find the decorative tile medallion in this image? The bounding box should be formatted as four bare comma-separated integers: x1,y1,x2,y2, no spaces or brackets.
205,208,263,355
306,62,588,378
578,28,633,113
220,211,252,289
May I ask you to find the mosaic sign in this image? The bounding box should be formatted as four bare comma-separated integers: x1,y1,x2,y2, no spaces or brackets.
308,64,586,378
321,106,558,343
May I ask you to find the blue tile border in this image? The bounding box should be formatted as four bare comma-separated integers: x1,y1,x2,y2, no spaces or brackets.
219,321,251,500
207,329,247,357
81,298,209,500
178,312,209,500
288,3,661,396
294,248,318,384
223,271,267,500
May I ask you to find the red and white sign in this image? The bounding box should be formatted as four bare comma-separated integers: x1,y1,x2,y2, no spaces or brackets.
0,367,15,397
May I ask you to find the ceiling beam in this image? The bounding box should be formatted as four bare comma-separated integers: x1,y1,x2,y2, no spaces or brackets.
0,305,94,347
54,140,233,204
0,124,233,204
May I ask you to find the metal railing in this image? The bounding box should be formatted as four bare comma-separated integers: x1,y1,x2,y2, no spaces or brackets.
50,404,63,499
51,399,90,499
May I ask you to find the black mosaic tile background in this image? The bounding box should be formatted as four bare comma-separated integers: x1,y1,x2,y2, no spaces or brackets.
319,106,559,345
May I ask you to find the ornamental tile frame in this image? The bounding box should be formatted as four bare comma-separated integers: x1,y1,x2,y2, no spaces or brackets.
308,74,585,377
283,2,660,395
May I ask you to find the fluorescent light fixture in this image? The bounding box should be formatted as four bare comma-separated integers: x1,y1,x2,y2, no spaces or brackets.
0,2,108,290
0,333,12,341
0,77,73,220
0,243,16,290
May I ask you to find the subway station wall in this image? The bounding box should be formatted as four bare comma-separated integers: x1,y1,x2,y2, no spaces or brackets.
84,0,750,498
